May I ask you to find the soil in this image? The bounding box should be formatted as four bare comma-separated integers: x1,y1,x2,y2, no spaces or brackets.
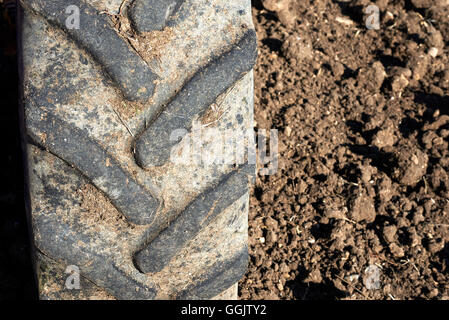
77,183,133,230
239,0,449,300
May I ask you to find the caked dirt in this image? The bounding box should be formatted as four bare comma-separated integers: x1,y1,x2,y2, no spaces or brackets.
239,0,449,300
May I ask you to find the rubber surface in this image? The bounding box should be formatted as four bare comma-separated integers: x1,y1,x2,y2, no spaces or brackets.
19,0,256,300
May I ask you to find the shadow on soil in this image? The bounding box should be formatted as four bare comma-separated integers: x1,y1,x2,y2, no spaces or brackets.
285,276,347,300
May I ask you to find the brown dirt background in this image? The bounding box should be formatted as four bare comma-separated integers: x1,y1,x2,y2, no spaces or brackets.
239,0,449,300
1,0,449,300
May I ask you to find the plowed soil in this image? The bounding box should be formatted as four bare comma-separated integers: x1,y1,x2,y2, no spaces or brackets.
239,0,449,300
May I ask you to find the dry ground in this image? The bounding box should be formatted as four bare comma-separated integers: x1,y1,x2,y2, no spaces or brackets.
239,0,449,300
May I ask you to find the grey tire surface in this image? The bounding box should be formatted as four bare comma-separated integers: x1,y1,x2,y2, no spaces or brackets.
18,0,257,299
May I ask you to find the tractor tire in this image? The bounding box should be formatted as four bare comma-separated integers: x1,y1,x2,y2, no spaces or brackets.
18,0,257,300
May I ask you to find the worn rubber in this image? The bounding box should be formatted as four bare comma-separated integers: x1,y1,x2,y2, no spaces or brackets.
19,0,256,300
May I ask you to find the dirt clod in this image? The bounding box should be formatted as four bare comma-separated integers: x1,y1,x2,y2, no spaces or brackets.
382,225,397,244
348,188,376,223
391,143,428,187
389,243,405,258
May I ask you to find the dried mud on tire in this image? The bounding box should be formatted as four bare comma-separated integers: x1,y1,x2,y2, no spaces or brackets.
240,0,449,300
